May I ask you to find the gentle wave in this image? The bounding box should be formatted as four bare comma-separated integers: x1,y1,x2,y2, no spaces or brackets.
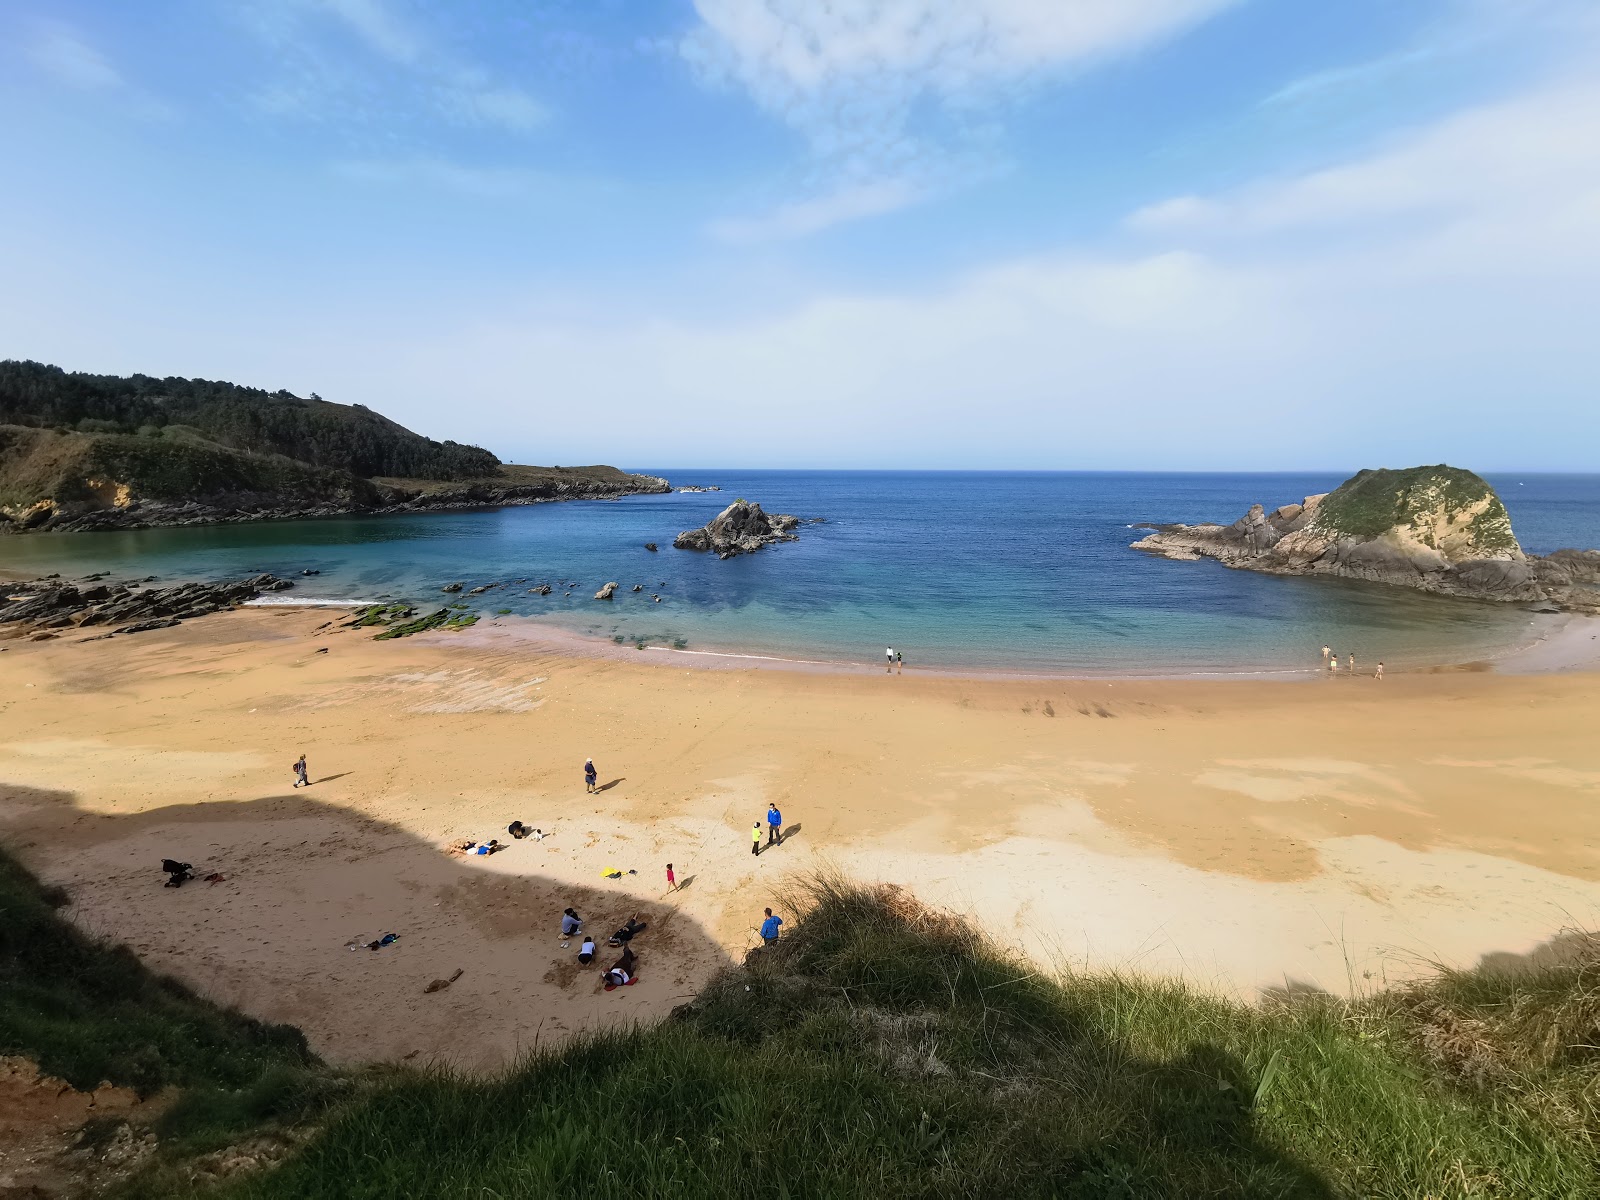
243,596,376,608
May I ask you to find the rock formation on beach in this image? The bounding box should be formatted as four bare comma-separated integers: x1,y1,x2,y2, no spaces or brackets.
1130,465,1600,609
674,499,803,559
0,574,293,639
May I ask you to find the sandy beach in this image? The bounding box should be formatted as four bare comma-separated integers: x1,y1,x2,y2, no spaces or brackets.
4,605,1600,1073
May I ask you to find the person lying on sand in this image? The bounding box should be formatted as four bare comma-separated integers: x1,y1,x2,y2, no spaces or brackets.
607,915,647,946
578,936,596,965
473,839,504,856
603,945,638,990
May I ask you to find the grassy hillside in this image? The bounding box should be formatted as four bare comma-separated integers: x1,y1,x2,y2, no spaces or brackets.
0,846,332,1182
5,845,1595,1197
0,360,499,481
1310,466,1520,552
0,424,381,518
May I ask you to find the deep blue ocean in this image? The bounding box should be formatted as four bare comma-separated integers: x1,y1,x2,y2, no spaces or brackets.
2,471,1596,674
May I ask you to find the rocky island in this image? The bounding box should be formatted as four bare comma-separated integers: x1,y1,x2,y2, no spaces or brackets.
0,360,668,534
1131,465,1600,611
674,498,804,558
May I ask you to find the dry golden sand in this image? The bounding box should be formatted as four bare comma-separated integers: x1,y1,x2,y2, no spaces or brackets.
3,607,1600,1072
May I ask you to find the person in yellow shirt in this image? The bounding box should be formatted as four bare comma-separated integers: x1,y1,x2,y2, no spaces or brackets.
751,822,763,856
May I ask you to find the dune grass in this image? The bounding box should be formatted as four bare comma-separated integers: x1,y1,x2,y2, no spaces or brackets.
192,876,1597,1199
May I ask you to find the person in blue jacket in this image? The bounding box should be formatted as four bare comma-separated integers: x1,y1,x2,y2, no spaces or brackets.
760,907,783,947
766,803,783,847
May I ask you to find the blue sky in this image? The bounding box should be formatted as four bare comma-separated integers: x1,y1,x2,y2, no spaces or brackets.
3,0,1598,470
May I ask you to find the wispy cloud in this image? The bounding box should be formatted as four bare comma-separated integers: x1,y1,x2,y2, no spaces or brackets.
709,178,920,242
28,23,123,90
680,0,1240,238
242,0,547,135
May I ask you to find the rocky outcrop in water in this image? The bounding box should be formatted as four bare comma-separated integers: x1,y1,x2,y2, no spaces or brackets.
0,574,292,639
595,582,618,600
1130,465,1598,608
674,500,804,559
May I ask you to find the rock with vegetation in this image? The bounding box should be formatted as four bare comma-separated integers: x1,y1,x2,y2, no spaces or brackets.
0,360,669,534
674,499,804,559
345,605,480,640
1130,465,1594,604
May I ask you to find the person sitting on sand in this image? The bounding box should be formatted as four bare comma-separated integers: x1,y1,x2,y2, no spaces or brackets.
578,935,596,965
509,821,529,839
603,945,638,989
607,915,647,947
561,907,583,938
293,754,309,788
162,858,194,888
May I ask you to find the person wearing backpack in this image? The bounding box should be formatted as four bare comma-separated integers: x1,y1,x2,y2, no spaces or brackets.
293,754,309,788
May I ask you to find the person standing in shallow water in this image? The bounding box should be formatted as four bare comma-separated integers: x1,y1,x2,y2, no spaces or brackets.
896,649,903,674
886,646,894,673
751,822,762,856
584,758,598,793
293,754,309,788
1322,644,1331,666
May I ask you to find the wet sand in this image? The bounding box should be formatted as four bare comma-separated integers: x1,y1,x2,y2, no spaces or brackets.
3,606,1599,1071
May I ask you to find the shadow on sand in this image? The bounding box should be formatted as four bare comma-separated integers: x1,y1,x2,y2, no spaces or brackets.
0,782,732,1071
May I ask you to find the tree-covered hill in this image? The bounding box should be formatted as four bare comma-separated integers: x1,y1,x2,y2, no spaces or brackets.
0,360,499,481
0,361,667,533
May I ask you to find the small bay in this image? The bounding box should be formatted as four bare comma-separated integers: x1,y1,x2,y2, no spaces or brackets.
2,470,1595,674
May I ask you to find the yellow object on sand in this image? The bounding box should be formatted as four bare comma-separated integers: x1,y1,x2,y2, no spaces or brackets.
600,867,623,879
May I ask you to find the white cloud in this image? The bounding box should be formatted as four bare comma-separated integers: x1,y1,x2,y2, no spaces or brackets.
28,23,122,90
1126,76,1600,251
328,51,1600,469
680,0,1239,238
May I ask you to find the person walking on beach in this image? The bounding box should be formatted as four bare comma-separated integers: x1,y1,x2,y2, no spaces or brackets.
766,804,783,847
292,754,309,788
1347,652,1356,675
584,758,598,793
665,863,677,892
751,822,763,856
896,649,903,674
1375,661,1384,681
886,646,894,673
760,907,783,947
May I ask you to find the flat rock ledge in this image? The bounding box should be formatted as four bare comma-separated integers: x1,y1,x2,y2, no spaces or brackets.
0,574,293,640
674,499,804,559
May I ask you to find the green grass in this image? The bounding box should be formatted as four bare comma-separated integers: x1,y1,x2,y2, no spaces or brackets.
0,847,313,1100
7,840,1596,1198
208,878,1595,1199
1311,465,1520,552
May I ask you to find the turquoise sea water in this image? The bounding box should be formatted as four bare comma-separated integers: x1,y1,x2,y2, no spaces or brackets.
2,471,1596,674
